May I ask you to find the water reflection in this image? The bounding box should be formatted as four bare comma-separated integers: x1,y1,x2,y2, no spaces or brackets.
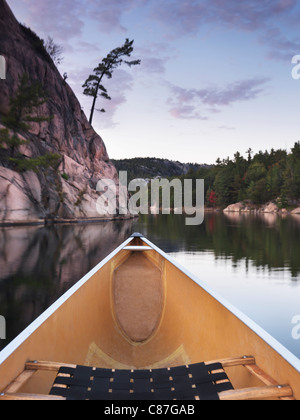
0,213,300,357
133,213,300,358
0,220,135,349
133,213,300,278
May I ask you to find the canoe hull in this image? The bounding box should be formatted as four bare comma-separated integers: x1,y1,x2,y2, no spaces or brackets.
0,234,299,399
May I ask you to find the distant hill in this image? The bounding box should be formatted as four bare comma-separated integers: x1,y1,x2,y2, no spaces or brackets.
111,157,210,180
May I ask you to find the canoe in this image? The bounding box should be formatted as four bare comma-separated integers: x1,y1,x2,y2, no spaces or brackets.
0,232,299,400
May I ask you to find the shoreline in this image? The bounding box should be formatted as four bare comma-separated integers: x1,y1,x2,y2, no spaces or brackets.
221,201,300,216
1,204,300,227
0,214,138,228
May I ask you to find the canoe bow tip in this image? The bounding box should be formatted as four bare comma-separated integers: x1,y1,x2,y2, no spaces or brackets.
131,232,145,238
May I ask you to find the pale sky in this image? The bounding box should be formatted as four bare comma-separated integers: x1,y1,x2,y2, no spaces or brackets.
6,0,300,164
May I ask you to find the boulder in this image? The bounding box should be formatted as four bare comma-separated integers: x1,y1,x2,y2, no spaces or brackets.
263,202,279,213
223,202,245,213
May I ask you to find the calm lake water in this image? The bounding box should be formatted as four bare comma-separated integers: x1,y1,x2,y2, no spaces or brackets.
0,212,300,361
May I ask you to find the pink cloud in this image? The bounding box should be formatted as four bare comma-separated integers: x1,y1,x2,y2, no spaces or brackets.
139,57,166,74
10,0,85,40
169,105,208,120
8,0,149,39
86,0,149,33
149,0,300,59
151,0,298,34
167,77,270,119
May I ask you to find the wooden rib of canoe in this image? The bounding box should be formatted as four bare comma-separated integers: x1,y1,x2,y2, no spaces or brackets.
0,233,299,400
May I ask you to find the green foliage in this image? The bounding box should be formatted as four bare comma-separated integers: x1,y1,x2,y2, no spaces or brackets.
83,39,141,124
0,73,60,174
0,128,27,150
208,144,299,206
2,73,49,134
61,173,69,181
281,142,300,201
247,178,267,204
9,153,61,173
214,165,236,206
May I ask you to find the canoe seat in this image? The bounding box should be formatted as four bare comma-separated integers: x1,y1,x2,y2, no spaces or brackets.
49,362,233,401
0,356,294,400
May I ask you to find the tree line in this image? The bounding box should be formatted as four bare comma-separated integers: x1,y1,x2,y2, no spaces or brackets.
181,145,300,208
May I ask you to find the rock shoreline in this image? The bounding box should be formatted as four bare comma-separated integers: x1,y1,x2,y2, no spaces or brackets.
0,213,138,227
223,201,300,215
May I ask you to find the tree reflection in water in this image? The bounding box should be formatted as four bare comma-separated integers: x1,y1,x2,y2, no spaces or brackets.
0,220,135,349
0,213,300,353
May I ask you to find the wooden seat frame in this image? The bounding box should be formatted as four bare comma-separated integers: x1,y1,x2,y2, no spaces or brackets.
0,356,294,401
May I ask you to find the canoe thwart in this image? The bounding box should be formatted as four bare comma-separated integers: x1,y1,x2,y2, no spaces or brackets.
205,355,256,368
25,360,77,372
219,385,293,401
123,246,152,251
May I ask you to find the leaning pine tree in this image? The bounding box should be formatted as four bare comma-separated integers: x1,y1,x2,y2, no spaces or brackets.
82,39,141,125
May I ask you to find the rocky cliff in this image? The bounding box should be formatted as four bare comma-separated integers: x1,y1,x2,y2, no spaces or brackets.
0,0,119,224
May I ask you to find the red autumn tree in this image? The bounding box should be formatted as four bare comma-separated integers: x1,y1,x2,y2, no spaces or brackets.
209,190,217,207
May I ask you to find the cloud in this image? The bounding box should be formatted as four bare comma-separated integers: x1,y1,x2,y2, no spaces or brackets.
169,105,208,120
218,125,236,131
167,77,270,119
11,0,85,41
86,0,149,33
9,0,149,39
198,78,271,106
260,27,300,61
140,57,166,74
208,0,298,31
9,0,300,62
150,0,300,60
86,0,128,33
151,0,298,34
135,41,176,77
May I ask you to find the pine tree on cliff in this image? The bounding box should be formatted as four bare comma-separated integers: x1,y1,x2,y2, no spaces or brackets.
9,73,47,118
82,39,141,125
0,73,60,172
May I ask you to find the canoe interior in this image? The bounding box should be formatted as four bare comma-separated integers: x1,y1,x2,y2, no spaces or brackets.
0,235,299,399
